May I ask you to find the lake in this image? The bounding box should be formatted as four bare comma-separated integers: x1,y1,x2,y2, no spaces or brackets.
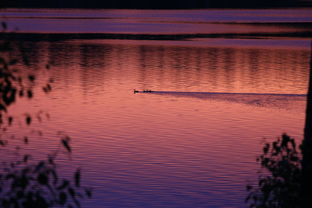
1,8,311,207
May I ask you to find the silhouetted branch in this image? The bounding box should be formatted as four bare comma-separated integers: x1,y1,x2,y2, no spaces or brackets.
246,134,301,208
300,41,312,208
0,20,91,208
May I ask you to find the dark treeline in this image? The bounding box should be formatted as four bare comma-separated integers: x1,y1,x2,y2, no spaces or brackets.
2,0,311,9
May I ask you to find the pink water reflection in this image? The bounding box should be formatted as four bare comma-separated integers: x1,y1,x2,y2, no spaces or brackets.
6,38,309,207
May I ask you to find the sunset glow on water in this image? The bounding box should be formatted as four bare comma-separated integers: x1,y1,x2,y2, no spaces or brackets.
1,8,311,207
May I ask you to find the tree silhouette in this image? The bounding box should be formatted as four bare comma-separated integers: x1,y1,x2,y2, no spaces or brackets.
0,21,91,207
246,134,301,208
246,42,312,208
301,41,312,208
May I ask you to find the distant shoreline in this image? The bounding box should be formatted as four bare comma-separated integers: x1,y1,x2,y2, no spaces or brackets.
0,31,311,41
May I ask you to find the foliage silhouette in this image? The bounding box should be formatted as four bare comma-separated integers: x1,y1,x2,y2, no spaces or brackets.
301,41,312,208
247,42,312,208
0,21,91,207
246,134,301,208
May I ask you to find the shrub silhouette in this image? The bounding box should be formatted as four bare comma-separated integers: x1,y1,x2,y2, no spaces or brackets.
0,22,91,207
247,42,312,208
246,134,301,208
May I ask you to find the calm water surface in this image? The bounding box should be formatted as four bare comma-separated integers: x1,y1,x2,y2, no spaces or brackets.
2,9,311,208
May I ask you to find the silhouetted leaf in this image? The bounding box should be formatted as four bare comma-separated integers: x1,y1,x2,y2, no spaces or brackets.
47,84,52,91
19,176,29,188
8,116,13,125
263,143,269,154
0,139,7,146
27,90,33,98
48,155,54,165
57,180,69,190
35,161,45,172
49,169,58,185
0,104,7,112
74,169,80,187
246,185,252,191
24,136,28,144
23,154,30,163
37,173,48,185
290,139,296,149
68,187,76,198
68,187,80,207
59,192,67,205
19,90,24,97
28,75,35,82
25,115,31,125
61,137,71,153
3,88,16,105
43,84,52,93
85,188,92,198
